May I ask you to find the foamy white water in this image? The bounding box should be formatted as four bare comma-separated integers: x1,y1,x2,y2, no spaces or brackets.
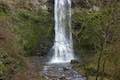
50,0,74,63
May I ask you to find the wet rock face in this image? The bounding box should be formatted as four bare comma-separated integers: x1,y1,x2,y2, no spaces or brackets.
47,0,54,12
72,0,91,8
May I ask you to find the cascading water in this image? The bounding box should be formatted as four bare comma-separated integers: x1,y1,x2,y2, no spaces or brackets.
50,0,74,63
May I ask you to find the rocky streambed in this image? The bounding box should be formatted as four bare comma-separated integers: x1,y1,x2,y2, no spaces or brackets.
42,63,86,80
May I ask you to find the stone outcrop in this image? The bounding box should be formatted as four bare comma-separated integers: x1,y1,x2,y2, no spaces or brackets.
0,0,49,12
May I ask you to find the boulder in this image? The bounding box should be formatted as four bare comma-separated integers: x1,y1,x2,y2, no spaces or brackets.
71,60,80,64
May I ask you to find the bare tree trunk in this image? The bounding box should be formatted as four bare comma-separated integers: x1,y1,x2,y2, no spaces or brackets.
100,59,106,80
96,26,109,80
96,47,103,80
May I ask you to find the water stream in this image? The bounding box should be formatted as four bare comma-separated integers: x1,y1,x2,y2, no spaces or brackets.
50,0,74,63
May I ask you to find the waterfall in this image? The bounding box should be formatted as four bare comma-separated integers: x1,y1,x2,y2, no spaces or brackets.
50,0,74,63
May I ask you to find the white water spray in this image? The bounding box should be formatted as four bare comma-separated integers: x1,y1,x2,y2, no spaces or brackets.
50,0,74,63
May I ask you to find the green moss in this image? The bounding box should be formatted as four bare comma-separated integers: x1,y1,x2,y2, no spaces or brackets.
12,10,53,56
